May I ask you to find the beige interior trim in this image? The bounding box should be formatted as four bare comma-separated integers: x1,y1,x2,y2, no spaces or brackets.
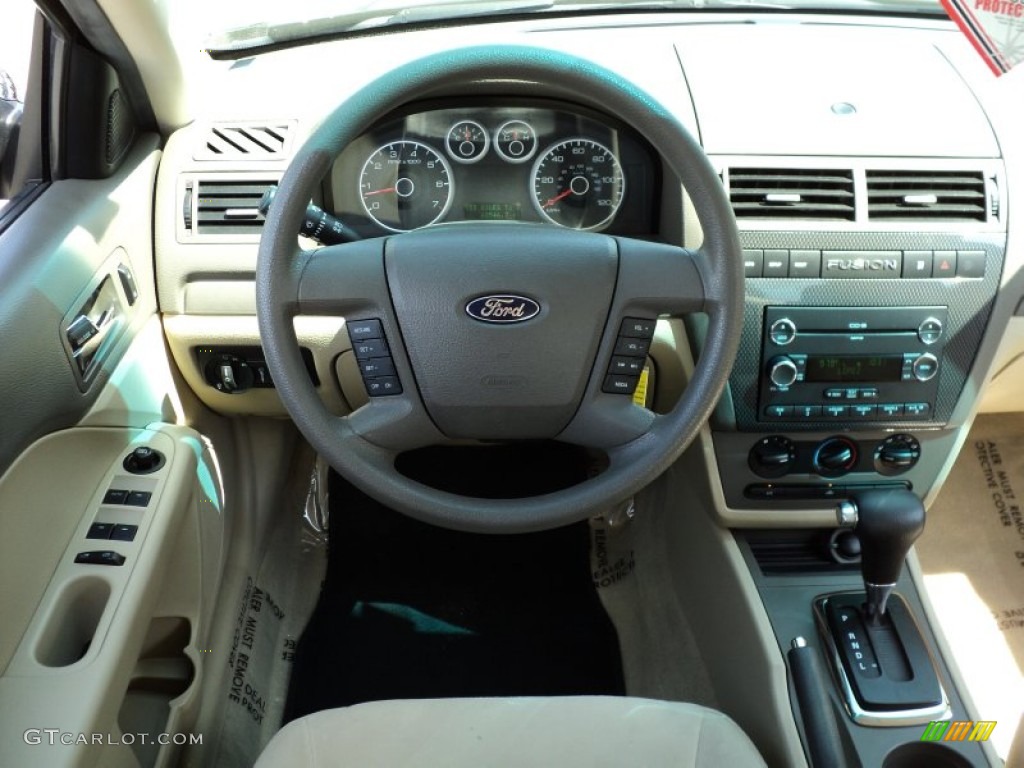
162,314,354,416
0,424,224,768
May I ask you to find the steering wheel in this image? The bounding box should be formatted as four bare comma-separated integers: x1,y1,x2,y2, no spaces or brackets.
256,45,743,533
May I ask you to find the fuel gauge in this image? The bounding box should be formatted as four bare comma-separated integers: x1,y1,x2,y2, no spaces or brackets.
494,120,537,163
446,120,489,164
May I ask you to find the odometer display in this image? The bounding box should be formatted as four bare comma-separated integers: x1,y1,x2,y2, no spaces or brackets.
359,140,453,232
531,138,625,231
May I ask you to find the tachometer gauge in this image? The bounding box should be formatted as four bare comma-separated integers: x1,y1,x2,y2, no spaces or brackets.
359,140,453,232
531,138,625,231
494,120,537,163
446,120,489,163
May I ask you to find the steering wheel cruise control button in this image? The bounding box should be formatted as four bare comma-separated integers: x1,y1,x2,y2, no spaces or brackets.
351,318,404,397
353,339,389,359
348,320,383,342
359,358,396,378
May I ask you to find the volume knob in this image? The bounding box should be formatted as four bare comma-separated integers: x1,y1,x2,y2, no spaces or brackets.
769,356,799,388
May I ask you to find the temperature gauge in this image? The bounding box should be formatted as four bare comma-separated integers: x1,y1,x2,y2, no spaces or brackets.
494,120,537,163
446,120,489,164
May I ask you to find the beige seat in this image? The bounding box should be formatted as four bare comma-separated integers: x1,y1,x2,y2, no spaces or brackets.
254,696,767,767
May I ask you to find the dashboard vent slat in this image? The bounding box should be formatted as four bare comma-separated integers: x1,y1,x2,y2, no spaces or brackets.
866,170,986,221
194,122,293,160
729,168,855,221
194,179,274,235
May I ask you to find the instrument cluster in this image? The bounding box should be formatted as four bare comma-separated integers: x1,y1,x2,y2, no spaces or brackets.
328,101,657,237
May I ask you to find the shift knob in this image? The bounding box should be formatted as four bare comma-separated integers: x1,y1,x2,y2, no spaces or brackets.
837,488,926,619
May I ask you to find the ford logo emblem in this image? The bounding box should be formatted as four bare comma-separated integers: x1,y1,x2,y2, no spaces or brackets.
465,295,541,324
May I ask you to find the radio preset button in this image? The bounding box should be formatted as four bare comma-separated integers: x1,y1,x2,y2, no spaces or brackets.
912,353,939,382
852,404,877,419
824,404,849,419
769,318,797,346
768,357,799,388
878,403,904,418
917,318,943,345
904,402,931,418
794,404,822,418
764,404,794,419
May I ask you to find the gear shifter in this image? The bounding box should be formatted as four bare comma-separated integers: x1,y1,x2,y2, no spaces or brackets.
836,488,926,623
817,488,947,724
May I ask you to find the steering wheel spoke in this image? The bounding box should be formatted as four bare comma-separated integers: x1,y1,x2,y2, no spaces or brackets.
297,239,390,317
614,238,710,316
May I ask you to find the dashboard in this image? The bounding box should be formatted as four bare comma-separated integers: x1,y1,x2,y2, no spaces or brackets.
326,102,658,237
155,11,1024,531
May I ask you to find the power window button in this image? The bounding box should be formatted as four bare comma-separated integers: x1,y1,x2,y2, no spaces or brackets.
75,550,126,566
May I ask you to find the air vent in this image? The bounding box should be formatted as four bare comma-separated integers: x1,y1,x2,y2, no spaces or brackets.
729,168,855,221
193,179,274,235
866,170,986,221
194,122,293,160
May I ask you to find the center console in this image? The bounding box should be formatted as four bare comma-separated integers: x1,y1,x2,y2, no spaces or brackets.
700,151,1007,767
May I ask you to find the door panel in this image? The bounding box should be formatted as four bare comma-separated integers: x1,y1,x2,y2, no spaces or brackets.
0,136,161,476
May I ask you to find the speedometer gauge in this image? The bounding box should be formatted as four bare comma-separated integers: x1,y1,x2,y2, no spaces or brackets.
359,140,453,232
531,139,625,231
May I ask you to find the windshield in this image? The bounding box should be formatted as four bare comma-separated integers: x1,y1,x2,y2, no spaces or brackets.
198,0,946,55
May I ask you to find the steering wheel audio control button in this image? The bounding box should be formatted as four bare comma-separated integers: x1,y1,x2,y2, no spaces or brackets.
613,337,651,357
609,356,643,375
620,318,656,338
603,375,640,395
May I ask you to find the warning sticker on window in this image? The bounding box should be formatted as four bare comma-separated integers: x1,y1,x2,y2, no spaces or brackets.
941,0,1024,75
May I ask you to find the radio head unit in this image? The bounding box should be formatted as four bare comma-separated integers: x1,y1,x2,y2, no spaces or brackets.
759,306,948,424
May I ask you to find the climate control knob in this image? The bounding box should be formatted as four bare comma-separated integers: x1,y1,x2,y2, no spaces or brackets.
813,437,858,477
749,435,797,478
875,434,921,476
768,356,799,388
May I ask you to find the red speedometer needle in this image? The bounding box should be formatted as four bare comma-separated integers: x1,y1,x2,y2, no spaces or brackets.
363,187,396,197
543,189,573,208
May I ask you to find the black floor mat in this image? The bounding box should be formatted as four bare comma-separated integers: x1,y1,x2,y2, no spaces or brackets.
283,444,625,722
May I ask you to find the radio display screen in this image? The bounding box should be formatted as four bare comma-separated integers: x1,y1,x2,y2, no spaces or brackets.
804,355,903,383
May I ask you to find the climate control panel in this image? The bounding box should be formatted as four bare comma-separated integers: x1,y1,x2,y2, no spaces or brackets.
748,433,921,480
